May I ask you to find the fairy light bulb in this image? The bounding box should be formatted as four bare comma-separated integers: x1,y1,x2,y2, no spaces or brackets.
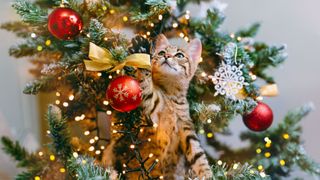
100,146,105,150
34,176,40,180
233,164,239,169
256,96,264,101
94,136,99,140
59,168,66,173
179,32,185,38
122,16,128,22
159,176,164,179
153,123,158,128
207,133,213,138
158,14,163,20
256,148,262,154
55,100,60,105
46,130,51,134
150,23,155,27
201,72,207,77
89,139,95,144
172,23,178,28
217,160,223,165
31,33,37,38
69,94,74,101
56,92,61,97
95,150,101,155
230,33,235,38
116,70,121,74
207,119,212,123
73,152,79,158
89,146,95,151
97,72,102,77
103,101,109,105
106,110,112,115
45,40,51,46
258,165,263,171
109,9,115,14
260,172,266,178
130,144,135,149
184,37,189,42
108,75,112,79
264,152,271,158
112,130,117,133
147,31,151,36
148,138,151,142
123,164,127,168
283,133,290,140
50,155,55,161
149,153,154,158
63,102,69,107
84,131,90,136
38,151,44,156
279,159,286,166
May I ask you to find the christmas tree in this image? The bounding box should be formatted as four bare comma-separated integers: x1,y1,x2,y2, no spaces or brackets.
1,0,320,179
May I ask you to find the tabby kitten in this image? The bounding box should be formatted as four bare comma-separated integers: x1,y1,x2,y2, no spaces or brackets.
102,34,212,179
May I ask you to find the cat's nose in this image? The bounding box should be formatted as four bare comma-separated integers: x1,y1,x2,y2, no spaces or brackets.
165,54,173,58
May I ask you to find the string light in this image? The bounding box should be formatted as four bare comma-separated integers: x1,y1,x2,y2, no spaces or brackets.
104,37,108,41
38,151,44,156
237,37,242,41
94,136,99,140
184,36,189,42
264,152,271,158
100,146,105,150
89,139,95,144
265,142,271,148
102,6,107,11
149,153,154,158
123,164,127,168
97,72,102,77
283,133,290,140
199,57,203,63
82,160,87,164
103,100,109,105
159,176,164,179
256,148,262,154
233,163,239,169
249,170,255,174
108,75,113,79
56,92,61,96
130,144,135,149
116,70,121,74
148,138,151,142
230,33,235,38
150,23,155,27
46,130,51,134
158,14,163,20
73,152,79,158
55,100,60,105
37,46,43,51
95,150,101,155
146,31,151,36
59,168,66,173
201,72,207,77
84,131,90,136
34,176,40,180
153,123,158,128
50,155,55,161
106,110,112,115
112,130,118,133
257,165,263,171
63,102,69,107
207,133,213,138
89,146,95,151
69,94,75,101
199,129,205,134
109,9,115,14
31,33,37,38
86,33,91,38
217,160,223,165
207,119,212,123
179,32,185,38
45,40,51,46
122,16,128,22
172,23,178,28
279,159,286,166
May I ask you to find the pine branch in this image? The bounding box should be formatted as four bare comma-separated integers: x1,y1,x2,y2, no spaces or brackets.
68,156,115,180
47,105,72,162
23,76,57,95
12,0,48,25
1,137,39,168
0,21,32,38
236,23,261,38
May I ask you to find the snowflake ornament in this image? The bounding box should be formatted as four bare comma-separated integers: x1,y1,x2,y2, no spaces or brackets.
212,62,248,100
112,84,129,102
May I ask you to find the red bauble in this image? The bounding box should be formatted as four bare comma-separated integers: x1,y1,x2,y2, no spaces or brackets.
106,76,142,112
243,102,273,132
48,7,83,40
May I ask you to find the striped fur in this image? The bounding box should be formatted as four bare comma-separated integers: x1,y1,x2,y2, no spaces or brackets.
102,35,212,179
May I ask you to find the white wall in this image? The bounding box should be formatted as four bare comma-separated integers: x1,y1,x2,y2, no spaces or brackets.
0,0,40,178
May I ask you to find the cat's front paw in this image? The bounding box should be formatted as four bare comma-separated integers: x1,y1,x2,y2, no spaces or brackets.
197,167,213,180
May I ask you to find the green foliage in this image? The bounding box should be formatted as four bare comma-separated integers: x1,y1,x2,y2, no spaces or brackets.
1,137,44,179
68,156,114,180
12,0,48,25
23,76,57,95
208,162,270,180
47,105,72,161
0,21,32,38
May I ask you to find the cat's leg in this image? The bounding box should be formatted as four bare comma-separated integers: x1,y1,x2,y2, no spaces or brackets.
178,120,212,179
101,141,116,167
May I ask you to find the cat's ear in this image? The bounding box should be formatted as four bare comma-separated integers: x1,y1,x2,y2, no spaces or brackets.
188,38,202,62
155,34,170,52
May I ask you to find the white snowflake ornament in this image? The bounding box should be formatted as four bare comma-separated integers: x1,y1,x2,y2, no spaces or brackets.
211,62,248,99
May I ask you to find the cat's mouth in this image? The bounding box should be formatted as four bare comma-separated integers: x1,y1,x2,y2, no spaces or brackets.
161,60,177,71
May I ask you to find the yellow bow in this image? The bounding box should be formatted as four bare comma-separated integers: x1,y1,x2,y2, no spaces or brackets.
84,42,151,72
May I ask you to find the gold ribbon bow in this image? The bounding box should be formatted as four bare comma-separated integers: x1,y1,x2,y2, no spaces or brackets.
84,42,151,72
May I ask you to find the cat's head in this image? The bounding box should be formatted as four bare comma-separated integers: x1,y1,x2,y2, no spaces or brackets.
151,34,202,90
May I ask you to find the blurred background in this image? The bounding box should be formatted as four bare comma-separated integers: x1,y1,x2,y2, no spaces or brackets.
0,0,319,179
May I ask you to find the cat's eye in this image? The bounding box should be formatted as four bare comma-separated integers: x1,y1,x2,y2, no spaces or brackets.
158,51,166,56
175,52,185,58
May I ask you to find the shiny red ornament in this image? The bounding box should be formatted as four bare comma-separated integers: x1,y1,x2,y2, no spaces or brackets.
243,102,273,132
106,76,142,112
48,7,83,40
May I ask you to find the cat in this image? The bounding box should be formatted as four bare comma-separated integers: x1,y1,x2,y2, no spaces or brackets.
102,34,212,180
